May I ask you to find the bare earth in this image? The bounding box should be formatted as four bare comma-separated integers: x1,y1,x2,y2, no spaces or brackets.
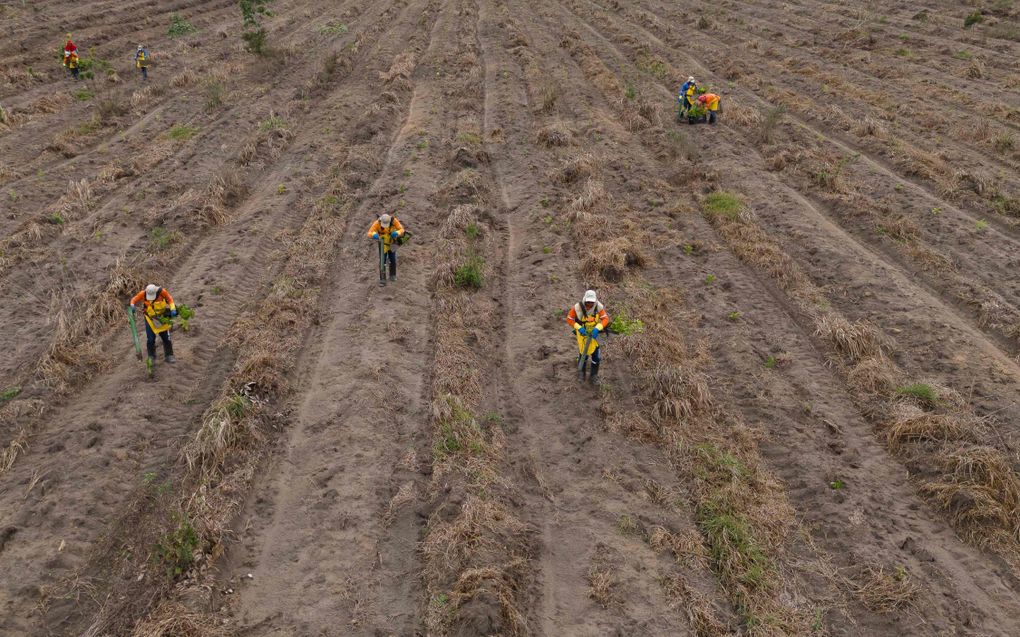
2,0,1020,635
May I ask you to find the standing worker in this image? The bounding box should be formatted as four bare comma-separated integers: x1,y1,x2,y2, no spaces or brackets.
135,44,151,81
367,213,405,286
566,289,610,384
129,284,177,365
62,34,78,75
695,92,722,124
677,76,697,119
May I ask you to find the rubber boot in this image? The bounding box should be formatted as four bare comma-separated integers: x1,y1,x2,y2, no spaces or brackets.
589,361,600,385
164,339,176,364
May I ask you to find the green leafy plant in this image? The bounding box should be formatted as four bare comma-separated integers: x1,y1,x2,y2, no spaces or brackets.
154,513,199,578
175,304,195,331
829,479,845,490
705,274,717,285
625,84,636,100
953,49,973,60
975,219,989,232
1,386,21,402
964,11,983,28
608,312,645,336
226,394,251,420
76,54,113,80
150,226,181,249
454,255,484,289
168,12,197,38
763,355,778,369
72,89,93,101
259,114,286,131
48,213,65,225
239,0,275,54
542,246,552,254
727,311,741,322
465,223,480,239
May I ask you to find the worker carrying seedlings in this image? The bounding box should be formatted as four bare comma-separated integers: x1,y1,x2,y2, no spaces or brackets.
677,76,698,119
62,34,77,68
129,284,177,365
695,92,722,124
367,213,405,286
134,44,150,81
66,50,80,80
566,289,610,384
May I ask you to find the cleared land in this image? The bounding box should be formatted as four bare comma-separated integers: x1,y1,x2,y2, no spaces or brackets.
1,0,1019,635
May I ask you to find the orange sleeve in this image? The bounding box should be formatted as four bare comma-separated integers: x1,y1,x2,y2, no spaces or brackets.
393,217,405,235
129,290,145,306
160,289,175,308
367,220,381,238
566,306,578,327
597,308,609,329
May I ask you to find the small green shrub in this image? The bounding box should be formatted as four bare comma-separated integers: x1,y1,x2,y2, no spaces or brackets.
168,12,197,38
953,50,973,60
150,226,181,249
727,311,741,322
226,394,251,420
259,114,286,131
168,124,199,141
705,274,717,285
48,213,65,225
155,513,199,578
702,191,743,218
625,84,636,100
763,355,778,369
975,219,989,232
242,28,269,55
175,304,195,331
964,11,983,28
1,386,21,402
454,255,484,289
608,312,645,335
829,479,845,490
465,223,480,239
72,89,93,101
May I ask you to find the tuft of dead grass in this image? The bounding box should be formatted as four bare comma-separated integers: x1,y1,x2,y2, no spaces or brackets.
131,601,225,637
842,564,918,613
660,574,729,637
815,314,886,364
537,123,570,147
586,564,614,607
649,364,712,425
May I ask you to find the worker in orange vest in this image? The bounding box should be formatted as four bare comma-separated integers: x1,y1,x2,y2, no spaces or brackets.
696,92,722,124
129,284,177,365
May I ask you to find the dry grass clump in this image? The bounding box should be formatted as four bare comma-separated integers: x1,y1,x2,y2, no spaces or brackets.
170,69,198,88
581,235,644,282
381,52,417,84
649,364,712,425
0,431,28,475
537,122,571,147
131,601,225,637
427,560,529,637
814,314,886,365
558,152,601,184
842,564,918,613
885,402,971,450
660,574,729,637
648,525,708,567
846,355,896,395
586,563,614,607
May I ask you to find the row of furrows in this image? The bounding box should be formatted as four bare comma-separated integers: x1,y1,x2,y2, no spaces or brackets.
546,0,1020,627
616,0,1020,223
564,0,1020,431
473,0,743,633
534,0,1020,627
32,0,446,634
0,0,384,456
0,3,415,633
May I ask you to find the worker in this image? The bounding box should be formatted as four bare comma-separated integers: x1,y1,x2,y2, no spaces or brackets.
566,289,610,383
367,213,405,286
677,76,697,118
696,92,722,124
135,44,150,81
129,284,177,365
67,50,80,80
62,34,77,69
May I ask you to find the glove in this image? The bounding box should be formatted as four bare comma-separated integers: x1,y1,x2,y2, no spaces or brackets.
390,230,399,239
372,232,380,241
592,326,601,339
577,326,587,337
170,309,178,317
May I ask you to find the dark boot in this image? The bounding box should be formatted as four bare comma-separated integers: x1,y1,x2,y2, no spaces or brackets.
163,337,176,363
577,356,587,382
589,362,600,384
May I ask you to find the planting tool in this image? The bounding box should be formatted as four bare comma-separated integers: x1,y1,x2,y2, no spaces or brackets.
127,306,142,360
576,329,595,381
378,240,386,284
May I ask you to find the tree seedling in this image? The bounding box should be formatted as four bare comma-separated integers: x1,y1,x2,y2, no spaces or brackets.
705,274,717,285
829,479,845,490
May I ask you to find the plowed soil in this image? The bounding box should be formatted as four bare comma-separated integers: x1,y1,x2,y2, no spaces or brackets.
2,0,1019,635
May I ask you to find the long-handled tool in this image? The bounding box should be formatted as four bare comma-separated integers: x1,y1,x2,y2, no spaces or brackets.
126,306,142,361
378,240,386,285
577,328,594,382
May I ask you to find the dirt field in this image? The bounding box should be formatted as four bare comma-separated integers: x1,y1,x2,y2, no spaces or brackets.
2,0,1020,635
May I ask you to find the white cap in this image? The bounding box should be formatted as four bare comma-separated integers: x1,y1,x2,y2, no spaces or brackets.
583,290,597,305
379,214,392,227
688,76,695,83
145,284,159,301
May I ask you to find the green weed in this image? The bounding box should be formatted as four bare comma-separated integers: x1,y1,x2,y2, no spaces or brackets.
72,89,93,101
702,191,743,218
975,219,989,232
705,274,717,285
318,21,348,35
698,498,771,590
48,213,65,225
727,310,741,322
204,79,225,109
0,386,21,402
617,514,641,536
465,223,480,239
149,226,181,250
168,124,199,141
608,312,645,336
226,394,251,420
625,84,636,100
896,383,938,407
454,255,484,289
763,355,778,369
175,304,195,331
154,513,199,578
829,479,845,490
259,114,286,131
964,11,983,28
167,12,197,38
953,50,973,60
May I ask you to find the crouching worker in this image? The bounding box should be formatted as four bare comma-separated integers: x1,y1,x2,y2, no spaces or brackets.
566,289,610,383
129,284,177,365
367,213,405,286
696,92,722,124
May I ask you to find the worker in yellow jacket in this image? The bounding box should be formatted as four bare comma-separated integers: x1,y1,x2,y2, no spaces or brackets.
367,213,405,285
129,284,177,364
696,93,722,124
135,45,151,81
